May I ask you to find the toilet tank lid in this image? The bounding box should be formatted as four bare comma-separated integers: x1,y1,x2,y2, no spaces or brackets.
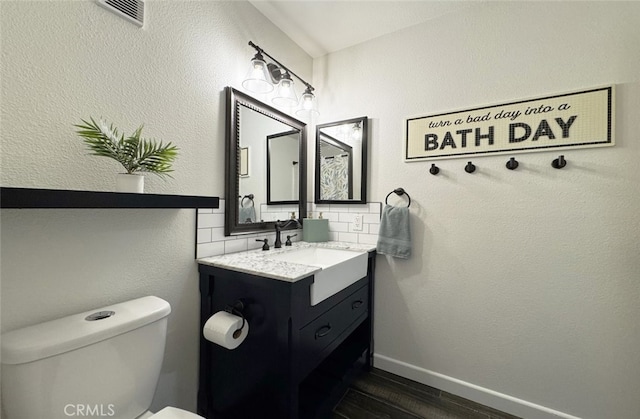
1,296,171,365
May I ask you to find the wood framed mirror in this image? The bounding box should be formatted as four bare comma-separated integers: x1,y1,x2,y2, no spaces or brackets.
315,117,368,204
225,87,307,235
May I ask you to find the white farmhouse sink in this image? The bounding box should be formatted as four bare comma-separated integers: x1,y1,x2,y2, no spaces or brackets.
266,247,368,305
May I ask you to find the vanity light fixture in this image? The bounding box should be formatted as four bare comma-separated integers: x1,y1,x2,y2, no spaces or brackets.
272,71,298,107
242,51,273,94
242,41,319,117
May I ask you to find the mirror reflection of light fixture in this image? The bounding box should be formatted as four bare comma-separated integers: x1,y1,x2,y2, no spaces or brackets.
352,122,362,140
296,86,320,118
242,41,319,117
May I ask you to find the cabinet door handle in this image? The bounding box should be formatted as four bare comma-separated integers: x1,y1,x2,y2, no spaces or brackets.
351,300,364,309
314,323,332,339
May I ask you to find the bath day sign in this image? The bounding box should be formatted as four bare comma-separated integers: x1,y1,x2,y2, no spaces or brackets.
404,86,614,161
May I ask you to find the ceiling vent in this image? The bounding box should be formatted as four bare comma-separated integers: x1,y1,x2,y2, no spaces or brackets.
97,0,144,28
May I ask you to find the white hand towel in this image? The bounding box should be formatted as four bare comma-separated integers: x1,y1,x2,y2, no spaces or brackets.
239,205,256,223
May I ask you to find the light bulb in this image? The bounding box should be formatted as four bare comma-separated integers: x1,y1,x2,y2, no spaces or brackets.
242,53,273,94
302,95,313,110
272,73,298,107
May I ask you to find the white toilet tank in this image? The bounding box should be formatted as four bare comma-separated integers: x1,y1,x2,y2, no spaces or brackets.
1,296,172,419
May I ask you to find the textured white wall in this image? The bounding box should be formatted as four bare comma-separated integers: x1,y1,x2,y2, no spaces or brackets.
0,0,311,413
314,2,640,419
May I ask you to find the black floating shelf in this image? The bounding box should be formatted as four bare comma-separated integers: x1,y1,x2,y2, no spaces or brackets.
0,187,219,209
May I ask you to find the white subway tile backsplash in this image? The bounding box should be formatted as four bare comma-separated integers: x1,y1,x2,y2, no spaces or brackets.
198,213,224,228
320,212,339,222
329,221,349,232
338,232,358,243
339,212,357,223
348,205,369,213
363,213,380,224
211,227,226,242
348,223,363,233
224,238,248,254
368,223,380,235
358,233,379,245
196,241,225,259
197,228,212,244
196,202,382,258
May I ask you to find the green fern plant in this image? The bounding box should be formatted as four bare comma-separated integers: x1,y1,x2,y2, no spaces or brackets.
75,117,178,178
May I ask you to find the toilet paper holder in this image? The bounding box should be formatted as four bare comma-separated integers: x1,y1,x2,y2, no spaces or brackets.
225,300,246,338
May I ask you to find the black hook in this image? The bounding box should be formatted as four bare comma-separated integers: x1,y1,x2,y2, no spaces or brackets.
464,161,476,173
552,155,567,169
506,157,519,170
429,164,440,175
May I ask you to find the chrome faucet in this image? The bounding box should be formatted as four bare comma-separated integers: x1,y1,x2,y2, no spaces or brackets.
274,219,301,248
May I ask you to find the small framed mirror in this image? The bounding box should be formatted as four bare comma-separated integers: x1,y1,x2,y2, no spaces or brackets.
225,87,307,235
315,117,368,204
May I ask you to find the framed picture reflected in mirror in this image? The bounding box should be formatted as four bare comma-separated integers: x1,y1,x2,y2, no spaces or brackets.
239,146,249,177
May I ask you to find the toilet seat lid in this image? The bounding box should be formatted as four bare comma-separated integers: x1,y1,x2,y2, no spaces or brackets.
150,407,205,419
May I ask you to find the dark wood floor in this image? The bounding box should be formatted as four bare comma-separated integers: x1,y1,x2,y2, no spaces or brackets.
332,368,521,419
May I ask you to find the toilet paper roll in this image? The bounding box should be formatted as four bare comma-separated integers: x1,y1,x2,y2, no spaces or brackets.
203,311,249,350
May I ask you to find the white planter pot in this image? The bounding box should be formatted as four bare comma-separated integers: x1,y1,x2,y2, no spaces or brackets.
116,173,144,193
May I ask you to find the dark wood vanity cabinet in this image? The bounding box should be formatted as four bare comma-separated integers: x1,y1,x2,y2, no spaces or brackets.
197,251,376,419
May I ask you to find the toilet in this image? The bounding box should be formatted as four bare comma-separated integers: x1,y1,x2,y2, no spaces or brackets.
1,296,204,419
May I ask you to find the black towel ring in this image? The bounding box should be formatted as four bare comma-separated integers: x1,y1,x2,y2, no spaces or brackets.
240,194,254,207
385,188,411,208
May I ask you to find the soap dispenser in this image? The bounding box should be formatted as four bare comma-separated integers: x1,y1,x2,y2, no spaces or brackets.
302,211,329,242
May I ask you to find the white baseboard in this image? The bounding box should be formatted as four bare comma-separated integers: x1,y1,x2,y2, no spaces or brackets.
373,354,581,419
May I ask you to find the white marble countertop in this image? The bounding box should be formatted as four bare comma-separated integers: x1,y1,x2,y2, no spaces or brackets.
197,241,376,282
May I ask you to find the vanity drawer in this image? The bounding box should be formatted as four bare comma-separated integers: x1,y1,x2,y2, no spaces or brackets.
298,284,369,361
